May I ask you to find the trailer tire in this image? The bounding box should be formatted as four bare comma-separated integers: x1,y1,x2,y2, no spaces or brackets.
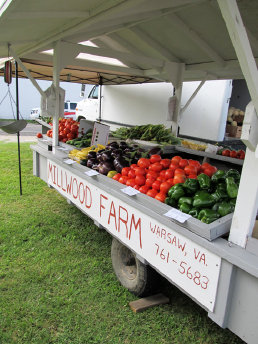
111,238,158,297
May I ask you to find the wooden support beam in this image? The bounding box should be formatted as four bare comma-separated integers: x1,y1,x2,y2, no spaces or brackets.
129,27,181,62
8,11,90,19
9,47,45,98
218,0,258,116
167,13,225,66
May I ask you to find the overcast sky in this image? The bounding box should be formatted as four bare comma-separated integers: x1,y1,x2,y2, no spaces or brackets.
0,77,93,119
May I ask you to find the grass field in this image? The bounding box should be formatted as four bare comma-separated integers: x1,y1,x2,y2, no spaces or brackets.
0,142,244,344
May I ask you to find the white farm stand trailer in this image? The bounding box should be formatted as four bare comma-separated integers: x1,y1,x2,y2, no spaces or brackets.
0,1,258,343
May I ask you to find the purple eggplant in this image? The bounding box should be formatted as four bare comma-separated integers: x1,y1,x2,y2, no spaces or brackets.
87,158,98,168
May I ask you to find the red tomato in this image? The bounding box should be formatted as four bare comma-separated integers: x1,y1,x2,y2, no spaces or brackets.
149,162,163,172
184,165,197,175
134,185,140,190
36,133,43,138
59,125,65,131
71,124,78,131
171,156,182,164
137,158,150,169
150,154,162,164
188,160,201,173
160,159,171,169
169,163,178,172
139,185,150,194
126,179,136,187
146,189,158,198
179,159,189,168
145,176,156,187
135,167,146,176
121,167,131,176
165,169,174,179
201,162,212,171
62,138,68,143
146,171,159,179
135,175,146,186
130,164,138,170
128,169,136,179
113,173,121,181
222,149,230,157
237,150,245,159
166,178,174,185
173,174,186,184
58,134,63,141
60,131,66,138
64,128,71,135
67,133,74,140
157,176,166,183
119,176,129,184
159,170,167,178
174,168,185,176
160,181,172,194
188,174,197,179
47,130,52,137
230,150,237,158
203,166,217,177
65,124,72,130
152,180,161,191
155,192,166,203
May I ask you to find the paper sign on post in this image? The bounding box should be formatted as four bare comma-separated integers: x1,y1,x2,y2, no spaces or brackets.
91,122,110,146
121,186,140,196
164,208,191,223
85,170,100,176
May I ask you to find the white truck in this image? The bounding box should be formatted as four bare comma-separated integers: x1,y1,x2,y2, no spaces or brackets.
75,80,249,142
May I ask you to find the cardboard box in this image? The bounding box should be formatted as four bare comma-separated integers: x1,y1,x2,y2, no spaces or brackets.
226,124,237,137
235,126,242,138
226,124,242,138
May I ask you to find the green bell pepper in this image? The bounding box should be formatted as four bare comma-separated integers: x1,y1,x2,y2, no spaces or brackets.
178,196,193,206
182,178,199,195
225,169,240,183
217,201,233,217
211,170,226,184
229,198,236,206
198,209,220,224
167,184,185,200
165,197,177,207
188,207,200,218
179,202,192,214
193,190,215,208
211,187,228,202
197,173,211,190
226,177,239,198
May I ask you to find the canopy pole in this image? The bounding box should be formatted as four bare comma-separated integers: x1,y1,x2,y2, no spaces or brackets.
98,76,103,121
218,0,258,248
52,41,61,153
15,61,22,196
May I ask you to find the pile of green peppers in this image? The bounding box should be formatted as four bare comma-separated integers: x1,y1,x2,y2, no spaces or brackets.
165,168,240,224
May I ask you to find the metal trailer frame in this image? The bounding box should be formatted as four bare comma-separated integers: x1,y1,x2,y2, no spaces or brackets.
1,0,258,342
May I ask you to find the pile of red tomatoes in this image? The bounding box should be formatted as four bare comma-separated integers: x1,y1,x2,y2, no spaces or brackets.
113,154,218,203
46,118,80,143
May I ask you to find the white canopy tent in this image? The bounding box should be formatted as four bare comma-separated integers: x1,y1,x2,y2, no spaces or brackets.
0,2,258,341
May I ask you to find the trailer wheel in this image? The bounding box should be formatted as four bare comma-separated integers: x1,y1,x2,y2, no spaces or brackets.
111,238,158,296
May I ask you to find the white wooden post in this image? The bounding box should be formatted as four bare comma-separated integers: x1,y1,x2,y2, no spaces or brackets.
228,148,258,247
164,62,185,136
217,0,258,116
52,41,61,152
218,0,258,247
